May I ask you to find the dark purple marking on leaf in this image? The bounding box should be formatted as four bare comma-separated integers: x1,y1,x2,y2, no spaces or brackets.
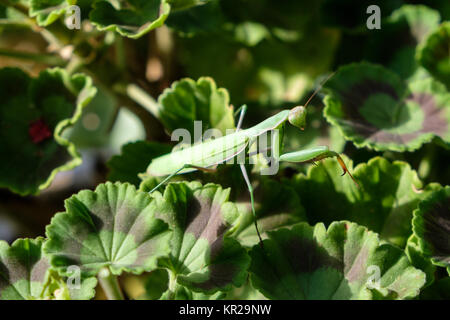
185,195,228,245
283,238,342,274
423,197,450,264
28,119,52,144
337,81,447,144
337,80,399,137
187,238,245,291
0,244,49,296
407,93,448,137
194,263,239,291
345,246,369,283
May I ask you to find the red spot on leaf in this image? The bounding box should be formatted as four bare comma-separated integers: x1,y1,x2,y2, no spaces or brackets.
29,119,52,144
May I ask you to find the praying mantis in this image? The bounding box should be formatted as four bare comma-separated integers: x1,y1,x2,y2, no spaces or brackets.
143,77,358,244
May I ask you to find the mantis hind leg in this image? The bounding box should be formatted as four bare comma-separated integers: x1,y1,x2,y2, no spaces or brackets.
149,164,216,194
239,164,264,247
279,146,359,187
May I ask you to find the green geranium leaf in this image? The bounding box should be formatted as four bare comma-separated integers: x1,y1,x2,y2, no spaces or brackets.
0,67,96,195
230,177,306,247
89,0,171,39
289,156,440,247
158,77,235,136
324,63,450,151
405,235,436,287
44,182,172,277
412,186,450,273
160,285,225,300
152,181,250,294
29,0,76,26
0,238,96,300
107,141,172,187
0,238,50,300
249,222,426,300
417,22,450,88
42,269,97,300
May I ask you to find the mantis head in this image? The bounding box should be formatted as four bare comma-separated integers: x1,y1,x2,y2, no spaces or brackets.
288,106,307,130
288,72,335,131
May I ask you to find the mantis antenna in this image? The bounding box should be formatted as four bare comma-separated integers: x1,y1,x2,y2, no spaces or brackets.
288,71,336,129
303,72,336,108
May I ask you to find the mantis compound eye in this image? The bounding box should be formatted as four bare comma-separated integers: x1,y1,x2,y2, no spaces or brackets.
288,106,307,130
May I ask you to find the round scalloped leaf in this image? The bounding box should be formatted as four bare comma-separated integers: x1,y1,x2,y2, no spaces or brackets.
89,0,171,39
417,22,450,88
405,235,436,287
157,77,235,136
249,222,426,300
151,181,250,294
0,237,96,300
0,238,50,300
44,182,172,278
230,177,306,247
324,63,450,151
0,67,96,195
107,141,172,187
29,0,76,26
412,186,450,273
289,156,441,247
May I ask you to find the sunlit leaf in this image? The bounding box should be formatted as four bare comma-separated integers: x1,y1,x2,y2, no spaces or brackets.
412,186,450,273
89,0,171,39
152,181,250,294
29,0,76,26
0,67,96,195
405,235,436,287
324,63,450,151
249,222,426,300
0,238,96,300
44,182,172,277
0,238,50,300
158,77,235,136
289,155,441,247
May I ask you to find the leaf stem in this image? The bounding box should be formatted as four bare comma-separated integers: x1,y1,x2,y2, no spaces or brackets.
126,83,161,119
166,270,178,300
98,267,125,300
0,48,65,65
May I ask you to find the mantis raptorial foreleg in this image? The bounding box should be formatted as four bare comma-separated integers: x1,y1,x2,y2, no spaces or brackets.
277,146,358,186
